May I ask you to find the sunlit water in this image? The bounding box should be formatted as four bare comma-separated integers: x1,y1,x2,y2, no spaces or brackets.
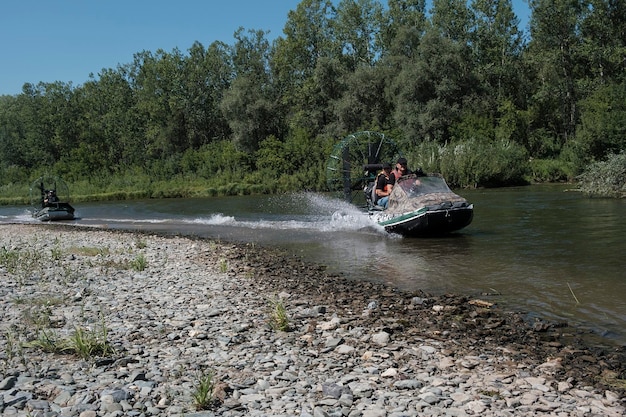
1,185,625,346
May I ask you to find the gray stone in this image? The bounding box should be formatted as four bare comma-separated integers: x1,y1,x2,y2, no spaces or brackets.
393,379,423,390
0,376,18,390
371,331,390,345
0,226,624,417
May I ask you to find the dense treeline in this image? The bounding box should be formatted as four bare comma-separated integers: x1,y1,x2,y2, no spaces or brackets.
1,0,625,203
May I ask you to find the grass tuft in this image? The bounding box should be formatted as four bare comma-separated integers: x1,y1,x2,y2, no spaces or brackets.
192,370,217,410
67,245,110,257
219,258,228,273
268,297,290,332
25,320,114,359
130,253,148,271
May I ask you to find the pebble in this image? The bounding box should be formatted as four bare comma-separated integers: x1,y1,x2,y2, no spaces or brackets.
0,224,624,416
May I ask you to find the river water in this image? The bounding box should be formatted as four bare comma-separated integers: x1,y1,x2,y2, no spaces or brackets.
1,184,625,346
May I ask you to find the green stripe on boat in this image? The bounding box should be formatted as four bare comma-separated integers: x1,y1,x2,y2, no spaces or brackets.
378,208,427,226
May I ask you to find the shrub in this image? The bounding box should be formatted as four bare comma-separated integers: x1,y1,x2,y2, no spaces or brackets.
528,158,575,183
406,138,529,188
577,152,626,198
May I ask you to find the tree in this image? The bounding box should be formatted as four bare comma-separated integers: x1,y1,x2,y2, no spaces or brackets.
470,0,525,103
181,41,233,147
71,68,139,174
574,81,626,163
272,0,338,90
129,49,189,160
271,0,341,136
333,0,385,70
430,0,473,43
379,0,428,61
10,83,58,169
579,0,626,85
290,56,346,136
332,65,391,133
0,95,24,169
390,29,475,145
527,0,586,146
329,0,391,134
220,29,282,152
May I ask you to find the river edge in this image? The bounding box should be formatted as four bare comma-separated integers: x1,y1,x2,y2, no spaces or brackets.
0,223,624,416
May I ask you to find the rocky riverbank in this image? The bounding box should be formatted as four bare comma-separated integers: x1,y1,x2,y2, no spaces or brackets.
0,224,624,416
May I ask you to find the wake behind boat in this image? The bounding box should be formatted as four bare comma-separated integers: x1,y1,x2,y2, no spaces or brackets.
29,176,76,221
366,173,473,237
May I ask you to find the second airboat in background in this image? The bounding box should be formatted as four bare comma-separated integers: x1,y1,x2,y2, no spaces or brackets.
29,175,76,221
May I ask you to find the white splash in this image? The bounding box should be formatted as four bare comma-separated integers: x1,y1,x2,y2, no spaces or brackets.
187,214,236,225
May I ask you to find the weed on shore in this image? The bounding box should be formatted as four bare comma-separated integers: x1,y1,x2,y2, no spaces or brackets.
26,319,114,360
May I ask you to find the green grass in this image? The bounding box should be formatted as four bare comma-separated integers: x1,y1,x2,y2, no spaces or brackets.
26,321,114,359
268,297,290,332
130,254,148,271
0,246,22,273
68,325,115,359
67,245,110,257
219,258,228,273
3,330,22,362
192,370,217,410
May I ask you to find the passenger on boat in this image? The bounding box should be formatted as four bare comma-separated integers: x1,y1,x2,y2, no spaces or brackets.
43,190,58,206
375,163,394,209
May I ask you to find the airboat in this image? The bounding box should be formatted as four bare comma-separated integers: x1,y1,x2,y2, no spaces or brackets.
326,131,473,237
29,176,76,221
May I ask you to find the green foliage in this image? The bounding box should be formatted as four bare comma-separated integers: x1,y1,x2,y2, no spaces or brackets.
440,138,528,188
26,322,114,359
526,128,563,160
192,370,217,410
1,0,625,197
256,136,286,172
3,330,22,362
577,152,626,198
134,238,147,249
0,246,21,273
528,158,575,183
573,82,626,165
68,324,115,359
219,258,228,273
267,297,290,332
410,137,529,188
130,254,147,272
0,246,40,279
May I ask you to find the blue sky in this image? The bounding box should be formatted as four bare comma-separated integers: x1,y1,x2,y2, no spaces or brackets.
1,1,530,96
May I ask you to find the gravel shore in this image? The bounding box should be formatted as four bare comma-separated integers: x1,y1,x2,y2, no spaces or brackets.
0,224,624,417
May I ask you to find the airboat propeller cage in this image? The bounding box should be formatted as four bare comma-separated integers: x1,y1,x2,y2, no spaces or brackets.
325,131,401,203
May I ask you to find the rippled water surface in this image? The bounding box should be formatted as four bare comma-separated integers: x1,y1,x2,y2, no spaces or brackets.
2,184,625,345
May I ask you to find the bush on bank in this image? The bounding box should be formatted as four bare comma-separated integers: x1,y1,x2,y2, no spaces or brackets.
404,138,530,188
577,152,626,198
